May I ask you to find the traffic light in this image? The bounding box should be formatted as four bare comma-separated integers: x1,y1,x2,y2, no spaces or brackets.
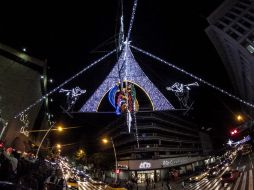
231,129,238,135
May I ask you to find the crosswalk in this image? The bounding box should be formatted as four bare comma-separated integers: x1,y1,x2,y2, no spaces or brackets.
79,181,107,190
187,169,254,190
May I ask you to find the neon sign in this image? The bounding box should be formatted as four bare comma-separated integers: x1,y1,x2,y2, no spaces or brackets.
139,162,151,169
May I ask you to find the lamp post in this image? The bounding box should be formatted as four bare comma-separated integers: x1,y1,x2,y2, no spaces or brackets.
102,137,118,183
35,122,63,158
0,121,8,140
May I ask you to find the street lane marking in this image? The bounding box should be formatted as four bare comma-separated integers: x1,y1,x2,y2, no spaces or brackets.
226,184,233,190
249,170,253,190
213,183,222,190
249,154,253,169
233,172,242,190
240,171,247,190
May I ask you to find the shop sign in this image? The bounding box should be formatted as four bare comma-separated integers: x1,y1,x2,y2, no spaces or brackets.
118,164,128,170
139,161,151,169
162,160,182,167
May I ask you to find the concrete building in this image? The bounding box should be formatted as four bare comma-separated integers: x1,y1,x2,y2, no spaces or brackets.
0,42,47,151
206,0,254,115
100,111,212,183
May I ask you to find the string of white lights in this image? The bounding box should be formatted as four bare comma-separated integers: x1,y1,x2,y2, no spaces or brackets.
133,112,139,148
14,49,116,119
126,0,138,42
131,45,254,109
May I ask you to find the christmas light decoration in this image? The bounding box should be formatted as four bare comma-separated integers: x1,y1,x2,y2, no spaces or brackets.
126,0,138,42
227,135,251,146
131,45,254,109
166,82,199,109
80,45,174,112
14,49,116,119
59,87,86,111
19,113,29,137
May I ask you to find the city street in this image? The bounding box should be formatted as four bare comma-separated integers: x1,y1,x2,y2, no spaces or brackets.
182,152,254,190
1,1,254,190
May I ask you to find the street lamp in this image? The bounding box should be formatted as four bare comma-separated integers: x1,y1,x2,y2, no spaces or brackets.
236,114,243,122
35,122,63,158
56,144,61,149
57,126,63,132
102,137,118,183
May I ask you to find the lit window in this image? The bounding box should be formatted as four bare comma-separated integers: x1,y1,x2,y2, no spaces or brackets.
246,44,254,54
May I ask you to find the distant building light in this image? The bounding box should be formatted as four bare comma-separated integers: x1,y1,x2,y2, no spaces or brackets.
246,44,254,54
40,76,44,79
22,48,27,52
49,79,53,83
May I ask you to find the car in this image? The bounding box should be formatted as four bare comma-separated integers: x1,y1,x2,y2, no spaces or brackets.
218,163,226,171
89,177,105,185
105,184,127,190
189,171,208,182
208,168,220,178
221,170,240,185
67,178,79,190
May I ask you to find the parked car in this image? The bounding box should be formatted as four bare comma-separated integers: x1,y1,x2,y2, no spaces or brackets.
221,170,240,185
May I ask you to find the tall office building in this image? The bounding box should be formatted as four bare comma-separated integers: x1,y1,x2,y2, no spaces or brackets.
206,0,254,114
0,42,47,151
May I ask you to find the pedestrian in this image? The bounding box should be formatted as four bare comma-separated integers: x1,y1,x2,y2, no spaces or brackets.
181,180,185,189
166,182,172,190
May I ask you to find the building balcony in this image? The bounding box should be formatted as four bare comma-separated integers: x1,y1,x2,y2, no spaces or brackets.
117,144,201,155
114,132,200,148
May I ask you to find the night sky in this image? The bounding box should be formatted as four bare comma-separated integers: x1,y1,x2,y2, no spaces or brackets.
0,1,243,151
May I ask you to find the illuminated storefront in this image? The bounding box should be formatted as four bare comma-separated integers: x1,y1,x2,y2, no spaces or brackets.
118,156,206,183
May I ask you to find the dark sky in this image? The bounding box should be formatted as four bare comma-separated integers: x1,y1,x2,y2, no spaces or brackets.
0,1,244,150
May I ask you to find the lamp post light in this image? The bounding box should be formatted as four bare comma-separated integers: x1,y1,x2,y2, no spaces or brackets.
236,114,243,122
102,137,118,184
35,122,63,159
56,144,61,149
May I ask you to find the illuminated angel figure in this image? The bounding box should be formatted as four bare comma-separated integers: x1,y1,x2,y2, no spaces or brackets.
166,82,199,109
59,87,86,111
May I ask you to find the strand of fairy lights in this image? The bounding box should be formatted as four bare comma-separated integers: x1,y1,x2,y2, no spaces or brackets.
14,49,116,119
126,0,138,42
131,45,254,109
133,112,140,148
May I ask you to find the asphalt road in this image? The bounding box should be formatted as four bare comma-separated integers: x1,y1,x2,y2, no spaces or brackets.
184,152,254,190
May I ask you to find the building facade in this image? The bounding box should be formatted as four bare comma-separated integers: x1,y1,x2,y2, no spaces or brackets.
100,111,212,182
0,42,46,151
206,0,254,114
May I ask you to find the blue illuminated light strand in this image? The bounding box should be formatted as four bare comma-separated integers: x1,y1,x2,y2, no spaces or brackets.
14,49,116,119
126,0,138,42
131,45,254,109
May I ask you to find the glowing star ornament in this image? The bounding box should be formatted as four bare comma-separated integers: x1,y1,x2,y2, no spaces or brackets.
166,82,199,109
19,113,29,137
59,87,86,111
